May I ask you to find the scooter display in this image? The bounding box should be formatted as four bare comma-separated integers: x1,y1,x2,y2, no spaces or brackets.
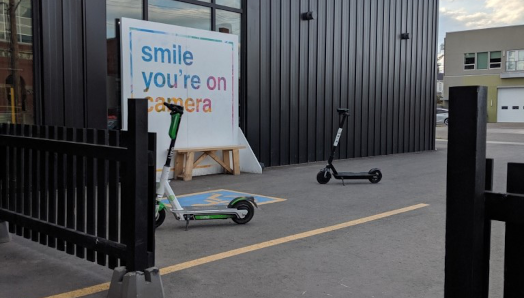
155,102,257,230
316,108,382,185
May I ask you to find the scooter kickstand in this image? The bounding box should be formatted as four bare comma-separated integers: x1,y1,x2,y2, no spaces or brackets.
342,177,345,186
185,219,190,231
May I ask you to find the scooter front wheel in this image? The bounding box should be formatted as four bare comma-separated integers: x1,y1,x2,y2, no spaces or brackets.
232,200,255,224
368,169,382,184
155,208,166,228
316,170,331,184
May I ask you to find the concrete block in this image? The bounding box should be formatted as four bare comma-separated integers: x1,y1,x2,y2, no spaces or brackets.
0,221,11,243
107,266,164,298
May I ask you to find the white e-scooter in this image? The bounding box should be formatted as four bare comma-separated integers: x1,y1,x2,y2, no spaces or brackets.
155,102,257,230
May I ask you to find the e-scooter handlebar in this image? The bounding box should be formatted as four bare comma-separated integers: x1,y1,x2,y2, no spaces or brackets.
164,102,184,114
337,108,350,116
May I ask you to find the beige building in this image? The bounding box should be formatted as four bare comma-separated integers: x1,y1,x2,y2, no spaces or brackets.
443,25,524,122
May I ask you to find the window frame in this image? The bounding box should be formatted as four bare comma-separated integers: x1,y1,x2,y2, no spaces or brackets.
506,49,524,72
464,53,476,70
469,51,502,71
489,51,501,69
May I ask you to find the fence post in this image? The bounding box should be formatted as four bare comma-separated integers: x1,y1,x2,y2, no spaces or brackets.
504,163,524,298
107,98,164,298
125,98,149,272
0,221,10,243
445,86,489,298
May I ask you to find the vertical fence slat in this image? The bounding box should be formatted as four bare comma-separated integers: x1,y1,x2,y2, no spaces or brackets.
108,130,120,269
483,158,493,297
31,125,40,242
15,124,23,236
39,126,49,245
47,126,57,248
56,127,66,251
1,124,8,210
23,125,31,239
86,129,97,262
75,128,86,259
119,131,128,269
147,132,157,268
96,130,108,266
66,128,76,255
8,125,17,234
503,163,524,298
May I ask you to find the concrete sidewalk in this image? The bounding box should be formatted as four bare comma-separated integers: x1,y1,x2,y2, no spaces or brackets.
1,135,524,298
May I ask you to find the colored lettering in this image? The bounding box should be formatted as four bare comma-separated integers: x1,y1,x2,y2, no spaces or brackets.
142,72,153,91
191,75,201,90
141,44,194,66
147,96,212,113
185,98,195,112
141,46,152,62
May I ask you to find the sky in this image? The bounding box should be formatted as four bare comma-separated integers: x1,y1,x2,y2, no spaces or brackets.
439,0,524,49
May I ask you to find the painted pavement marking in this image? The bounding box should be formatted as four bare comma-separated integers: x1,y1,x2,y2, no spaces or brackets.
162,189,287,207
42,203,429,298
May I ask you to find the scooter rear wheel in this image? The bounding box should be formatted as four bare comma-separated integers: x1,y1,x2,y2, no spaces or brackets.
155,208,166,228
232,201,255,224
368,169,382,184
317,170,331,184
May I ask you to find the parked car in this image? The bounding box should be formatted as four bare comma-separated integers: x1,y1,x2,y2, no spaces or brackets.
436,108,448,126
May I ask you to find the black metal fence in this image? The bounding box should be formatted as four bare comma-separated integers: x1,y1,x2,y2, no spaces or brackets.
445,86,524,298
0,99,156,272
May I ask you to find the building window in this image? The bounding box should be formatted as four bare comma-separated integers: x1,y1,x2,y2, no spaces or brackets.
477,52,488,70
216,0,241,9
507,50,524,72
490,51,501,69
0,0,33,125
149,1,212,31
464,53,475,70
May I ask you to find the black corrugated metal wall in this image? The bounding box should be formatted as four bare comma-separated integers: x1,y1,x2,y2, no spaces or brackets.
245,0,438,167
34,0,107,129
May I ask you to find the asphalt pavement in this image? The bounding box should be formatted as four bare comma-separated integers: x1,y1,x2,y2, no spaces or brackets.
2,124,524,298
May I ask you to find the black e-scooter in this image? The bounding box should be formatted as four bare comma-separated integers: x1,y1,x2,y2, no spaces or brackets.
316,108,382,185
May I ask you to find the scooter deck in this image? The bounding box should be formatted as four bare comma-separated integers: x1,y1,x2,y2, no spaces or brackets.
334,172,371,179
179,205,231,211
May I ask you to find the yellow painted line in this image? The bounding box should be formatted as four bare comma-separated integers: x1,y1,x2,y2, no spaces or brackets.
42,203,428,298
42,283,110,298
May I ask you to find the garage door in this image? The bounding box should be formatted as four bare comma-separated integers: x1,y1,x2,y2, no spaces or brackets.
498,88,524,123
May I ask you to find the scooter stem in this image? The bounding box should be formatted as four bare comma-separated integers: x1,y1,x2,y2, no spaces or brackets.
328,110,349,164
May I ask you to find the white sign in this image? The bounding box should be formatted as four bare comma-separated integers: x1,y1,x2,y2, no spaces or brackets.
120,18,239,173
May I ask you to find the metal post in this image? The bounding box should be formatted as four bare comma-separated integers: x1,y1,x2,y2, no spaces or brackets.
445,86,489,298
126,98,149,272
108,98,164,298
0,221,10,243
504,163,524,298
